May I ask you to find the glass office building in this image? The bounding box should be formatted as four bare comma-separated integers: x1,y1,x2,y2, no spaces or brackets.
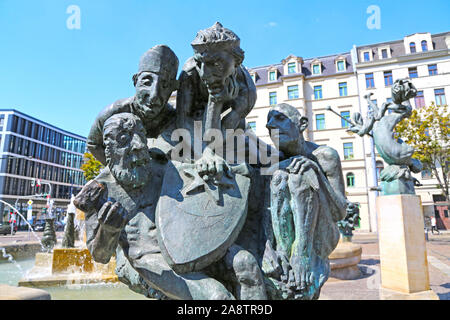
0,109,86,225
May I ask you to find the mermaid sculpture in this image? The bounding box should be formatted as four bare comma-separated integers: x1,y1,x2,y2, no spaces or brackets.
348,78,422,195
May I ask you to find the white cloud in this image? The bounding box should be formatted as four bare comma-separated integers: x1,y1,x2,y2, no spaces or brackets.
267,22,277,27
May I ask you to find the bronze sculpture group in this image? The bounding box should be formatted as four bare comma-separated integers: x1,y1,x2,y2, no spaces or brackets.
74,22,360,300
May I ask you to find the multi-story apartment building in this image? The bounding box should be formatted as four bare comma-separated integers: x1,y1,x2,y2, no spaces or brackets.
168,31,450,232
353,31,450,230
247,31,450,231
246,53,372,231
0,110,87,226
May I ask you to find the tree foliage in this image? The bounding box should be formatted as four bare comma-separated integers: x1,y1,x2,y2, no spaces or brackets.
80,152,104,181
395,103,450,201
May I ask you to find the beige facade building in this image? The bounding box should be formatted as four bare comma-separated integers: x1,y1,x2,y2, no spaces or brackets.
169,31,450,232
353,31,450,231
247,31,450,231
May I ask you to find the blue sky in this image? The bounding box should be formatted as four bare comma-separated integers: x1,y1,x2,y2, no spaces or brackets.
0,0,449,137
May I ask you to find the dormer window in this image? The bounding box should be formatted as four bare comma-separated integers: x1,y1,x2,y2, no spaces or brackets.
421,40,428,52
337,60,345,71
281,55,303,76
313,64,320,74
268,67,278,82
410,42,416,53
381,49,388,59
363,51,370,62
288,62,296,74
311,60,322,75
269,71,276,81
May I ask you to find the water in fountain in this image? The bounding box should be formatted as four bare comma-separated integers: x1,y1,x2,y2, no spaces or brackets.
0,247,23,273
0,199,45,251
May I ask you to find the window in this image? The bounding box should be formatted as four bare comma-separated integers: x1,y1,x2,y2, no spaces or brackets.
363,52,370,62
269,92,277,106
381,49,388,59
251,73,256,83
339,82,347,97
312,64,321,75
269,71,276,81
314,85,323,100
415,91,425,108
287,85,299,100
376,161,384,181
337,60,345,71
384,71,393,86
315,114,325,130
428,64,438,76
435,88,446,106
365,73,375,88
346,173,355,187
421,40,428,52
408,67,418,78
340,111,350,128
288,62,296,74
410,42,416,53
343,142,354,160
248,121,256,131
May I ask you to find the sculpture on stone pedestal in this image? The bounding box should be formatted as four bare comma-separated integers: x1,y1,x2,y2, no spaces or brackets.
337,203,361,241
74,22,347,300
347,79,423,195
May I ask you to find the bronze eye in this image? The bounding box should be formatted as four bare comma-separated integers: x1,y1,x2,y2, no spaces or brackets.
140,77,153,86
118,133,130,145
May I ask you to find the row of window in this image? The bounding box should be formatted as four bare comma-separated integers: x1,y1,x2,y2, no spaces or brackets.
2,176,82,199
362,41,429,62
268,85,300,103
9,115,86,153
268,82,349,105
410,40,428,53
263,59,347,83
5,158,85,185
314,111,351,131
264,88,445,133
367,89,446,109
365,64,438,89
8,136,84,168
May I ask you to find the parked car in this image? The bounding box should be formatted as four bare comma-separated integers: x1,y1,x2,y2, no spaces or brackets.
0,222,17,235
54,221,65,231
33,220,46,232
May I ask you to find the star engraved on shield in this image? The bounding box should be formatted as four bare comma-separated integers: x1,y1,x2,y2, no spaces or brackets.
179,167,235,215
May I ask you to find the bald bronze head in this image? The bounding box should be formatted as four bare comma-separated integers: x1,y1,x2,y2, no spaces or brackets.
266,103,308,157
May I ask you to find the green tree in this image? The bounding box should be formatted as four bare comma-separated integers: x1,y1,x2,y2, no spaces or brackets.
395,103,450,201
80,152,104,181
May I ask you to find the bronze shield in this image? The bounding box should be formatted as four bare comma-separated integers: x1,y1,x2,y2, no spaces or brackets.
156,161,250,274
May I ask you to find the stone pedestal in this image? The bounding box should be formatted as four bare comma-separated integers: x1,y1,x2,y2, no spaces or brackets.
329,239,362,280
376,194,438,299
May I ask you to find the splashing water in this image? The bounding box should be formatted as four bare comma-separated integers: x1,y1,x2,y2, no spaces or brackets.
0,199,45,251
0,247,23,273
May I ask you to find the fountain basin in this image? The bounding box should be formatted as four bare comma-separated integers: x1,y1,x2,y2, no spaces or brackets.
0,284,50,300
18,247,118,288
